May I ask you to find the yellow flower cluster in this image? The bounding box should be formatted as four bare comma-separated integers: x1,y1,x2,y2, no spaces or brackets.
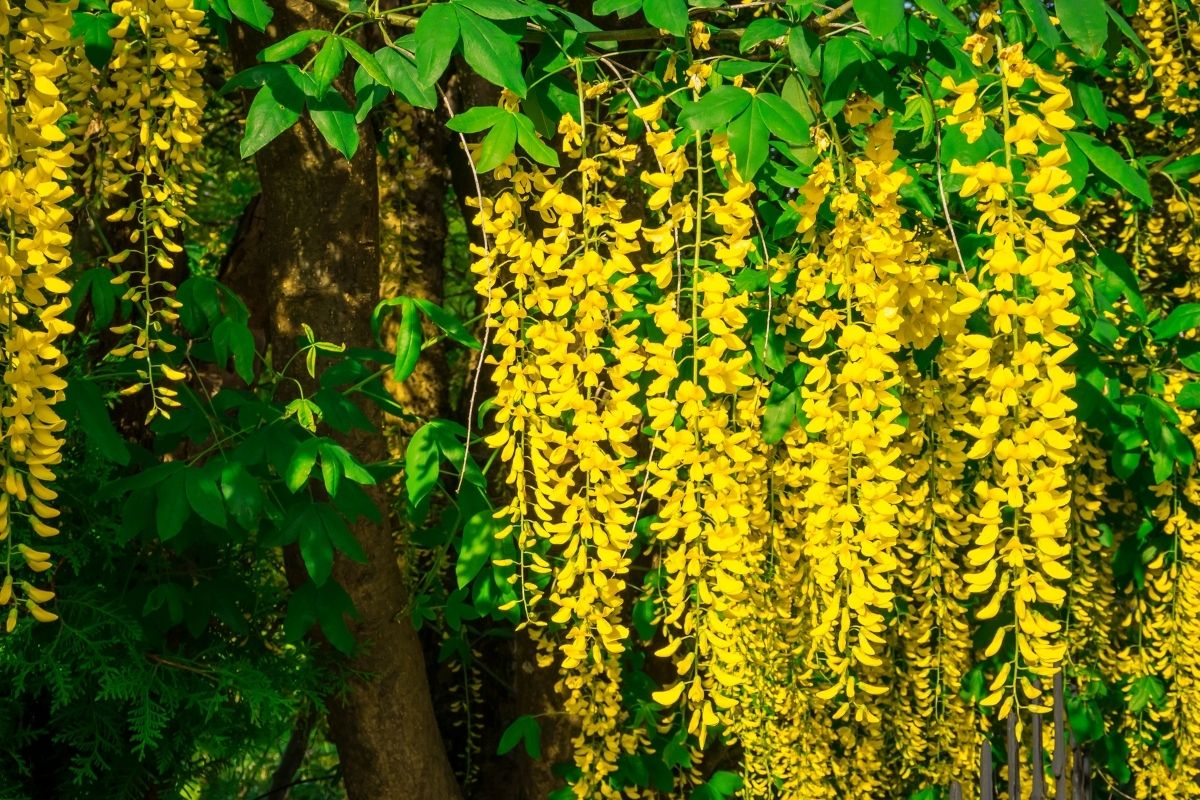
474,78,776,791
892,354,981,789
0,0,80,630
475,89,650,795
80,0,206,419
943,27,1081,719
1128,0,1200,120
465,6,1200,797
645,132,764,748
782,114,924,720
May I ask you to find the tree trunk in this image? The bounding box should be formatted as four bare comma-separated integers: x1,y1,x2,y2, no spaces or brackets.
226,3,462,798
379,101,452,426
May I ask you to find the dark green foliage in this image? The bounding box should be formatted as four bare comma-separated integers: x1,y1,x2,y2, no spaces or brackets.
0,403,331,799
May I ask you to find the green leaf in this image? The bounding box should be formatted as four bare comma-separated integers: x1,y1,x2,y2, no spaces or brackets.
1153,303,1200,341
65,377,130,466
446,105,510,133
212,318,257,383
415,3,460,87
1151,447,1173,483
762,390,797,445
1056,0,1109,58
1073,78,1109,130
1094,248,1146,320
1177,383,1200,411
1065,131,1151,207
222,63,286,95
455,0,534,20
642,0,687,35
241,76,305,158
405,422,441,519
339,37,388,87
308,90,360,159
156,471,189,541
821,36,863,89
1015,0,1060,48
455,7,527,96
787,27,820,76
315,580,359,654
457,508,502,588
392,297,424,380
679,86,752,131
287,439,321,493
756,93,809,144
320,446,343,498
595,0,642,17
285,397,321,432
325,444,377,486
706,771,743,797
853,0,903,38
374,47,437,109
1106,4,1148,53
727,100,769,180
299,516,335,585
221,462,264,529
260,30,327,62
71,11,120,69
414,298,482,348
474,113,518,172
311,36,346,96
185,468,227,527
514,113,560,167
354,80,387,127
315,504,367,562
229,0,273,31
740,18,787,52
1066,695,1104,743
497,715,542,759
1128,675,1166,713
911,0,968,36
1163,154,1200,181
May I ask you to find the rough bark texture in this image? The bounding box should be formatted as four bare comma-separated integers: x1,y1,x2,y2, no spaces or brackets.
226,3,461,798
379,102,452,425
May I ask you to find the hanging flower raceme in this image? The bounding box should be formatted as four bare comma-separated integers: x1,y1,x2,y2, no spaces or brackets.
79,0,206,420
645,129,764,750
476,86,654,796
458,3,1200,796
775,107,922,722
0,0,81,630
945,26,1081,719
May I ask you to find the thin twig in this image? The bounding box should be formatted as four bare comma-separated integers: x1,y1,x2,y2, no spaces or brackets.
930,89,967,272
249,770,342,800
440,87,494,493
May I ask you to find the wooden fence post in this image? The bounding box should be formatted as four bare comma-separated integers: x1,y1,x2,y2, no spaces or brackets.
1008,710,1021,800
982,740,995,800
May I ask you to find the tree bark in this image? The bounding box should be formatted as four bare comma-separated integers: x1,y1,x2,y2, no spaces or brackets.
379,101,452,426
226,3,462,798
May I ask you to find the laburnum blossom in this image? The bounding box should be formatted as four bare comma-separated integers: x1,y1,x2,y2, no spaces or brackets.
80,0,206,420
0,0,81,630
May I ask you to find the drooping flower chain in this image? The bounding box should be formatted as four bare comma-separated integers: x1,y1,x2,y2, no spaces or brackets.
0,0,81,630
80,0,206,419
